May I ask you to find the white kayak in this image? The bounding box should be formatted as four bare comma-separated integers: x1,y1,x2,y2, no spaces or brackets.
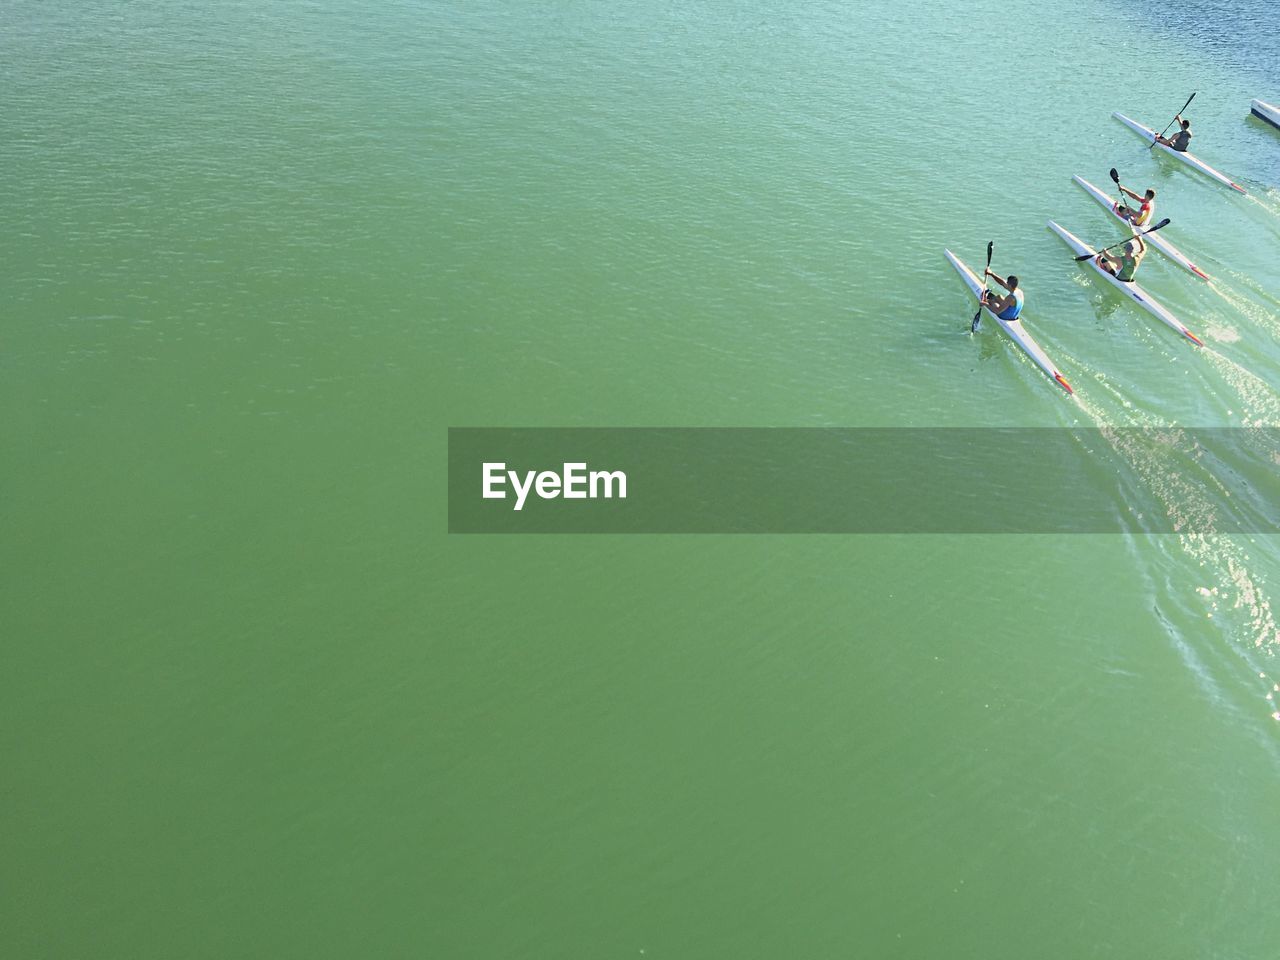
1113,112,1247,194
1047,220,1204,347
1251,99,1280,131
1072,175,1210,281
944,249,1073,394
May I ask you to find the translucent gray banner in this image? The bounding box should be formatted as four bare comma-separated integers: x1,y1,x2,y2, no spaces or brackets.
448,428,1280,534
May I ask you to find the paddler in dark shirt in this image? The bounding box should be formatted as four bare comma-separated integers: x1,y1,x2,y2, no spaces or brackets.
1156,116,1192,152
1096,236,1147,282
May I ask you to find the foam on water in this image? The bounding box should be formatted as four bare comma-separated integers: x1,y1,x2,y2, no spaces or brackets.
1072,389,1280,721
1212,272,1280,336
1202,349,1280,426
1244,187,1280,220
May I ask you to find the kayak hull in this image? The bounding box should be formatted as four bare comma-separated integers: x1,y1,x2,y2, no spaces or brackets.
1113,111,1247,194
1072,175,1210,280
1252,99,1280,131
1046,220,1204,346
944,249,1073,394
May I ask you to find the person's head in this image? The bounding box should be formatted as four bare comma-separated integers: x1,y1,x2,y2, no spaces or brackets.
1124,241,1137,255
1180,119,1191,130
1144,188,1156,200
1007,275,1019,290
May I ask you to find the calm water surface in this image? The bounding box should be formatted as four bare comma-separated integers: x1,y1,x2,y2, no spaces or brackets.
3,1,1279,957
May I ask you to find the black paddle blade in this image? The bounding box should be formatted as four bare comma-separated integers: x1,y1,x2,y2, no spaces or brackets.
971,309,982,333
1074,253,1096,261
1110,167,1121,184
1144,217,1171,234
986,241,994,265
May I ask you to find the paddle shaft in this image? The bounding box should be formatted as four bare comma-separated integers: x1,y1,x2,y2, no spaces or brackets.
1075,218,1170,260
971,241,994,331
1151,92,1195,148
1109,167,1132,212
1109,167,1147,217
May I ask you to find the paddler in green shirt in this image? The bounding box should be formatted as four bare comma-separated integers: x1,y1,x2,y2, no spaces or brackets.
1096,236,1147,282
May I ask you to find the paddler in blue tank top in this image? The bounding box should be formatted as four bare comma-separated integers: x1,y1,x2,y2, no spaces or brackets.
981,270,1024,321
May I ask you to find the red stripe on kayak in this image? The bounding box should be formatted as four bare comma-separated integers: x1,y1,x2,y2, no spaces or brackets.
1186,330,1205,347
1054,374,1074,395
1231,182,1247,194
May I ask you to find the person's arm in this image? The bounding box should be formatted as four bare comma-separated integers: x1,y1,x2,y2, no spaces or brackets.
1119,185,1140,201
983,269,1013,292
983,292,1013,314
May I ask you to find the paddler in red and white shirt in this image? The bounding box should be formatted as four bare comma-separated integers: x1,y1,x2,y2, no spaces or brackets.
1115,184,1156,227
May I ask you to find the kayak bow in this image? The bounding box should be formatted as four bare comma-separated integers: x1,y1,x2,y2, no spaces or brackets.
944,249,1074,394
1072,176,1210,280
1113,112,1247,194
1047,220,1204,346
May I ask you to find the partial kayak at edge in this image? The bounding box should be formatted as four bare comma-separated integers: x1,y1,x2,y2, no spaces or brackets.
1251,99,1280,132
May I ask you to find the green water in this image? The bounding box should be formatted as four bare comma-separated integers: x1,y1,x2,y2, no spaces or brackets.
4,1,1280,957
